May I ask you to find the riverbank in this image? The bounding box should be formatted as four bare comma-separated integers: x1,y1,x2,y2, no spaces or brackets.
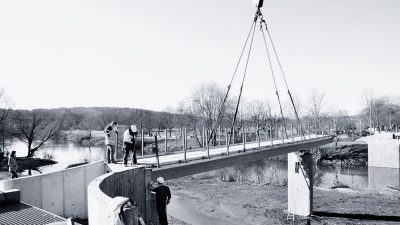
168,176,400,225
0,157,56,180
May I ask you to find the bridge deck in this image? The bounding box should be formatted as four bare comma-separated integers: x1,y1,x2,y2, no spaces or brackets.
138,135,326,166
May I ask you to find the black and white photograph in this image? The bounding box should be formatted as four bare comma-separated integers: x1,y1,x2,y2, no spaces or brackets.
1,0,400,224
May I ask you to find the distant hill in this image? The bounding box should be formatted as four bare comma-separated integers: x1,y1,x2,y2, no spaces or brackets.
29,107,180,131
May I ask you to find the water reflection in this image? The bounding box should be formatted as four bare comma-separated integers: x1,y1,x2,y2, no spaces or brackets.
369,166,400,189
196,159,370,190
9,141,105,174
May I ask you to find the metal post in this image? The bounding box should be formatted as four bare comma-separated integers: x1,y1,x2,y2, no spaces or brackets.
322,123,324,136
225,127,229,155
270,124,273,147
141,130,144,156
257,124,260,150
165,129,167,154
265,125,268,141
218,126,221,146
308,123,311,139
243,127,246,152
232,126,235,144
281,124,284,144
183,128,187,163
155,135,160,168
206,130,210,159
291,124,294,143
275,123,278,140
202,127,205,148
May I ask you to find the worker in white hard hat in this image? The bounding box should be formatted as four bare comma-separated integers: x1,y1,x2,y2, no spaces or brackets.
123,125,138,166
148,177,171,225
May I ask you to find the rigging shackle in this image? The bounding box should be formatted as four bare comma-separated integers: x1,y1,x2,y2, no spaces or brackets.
253,0,264,9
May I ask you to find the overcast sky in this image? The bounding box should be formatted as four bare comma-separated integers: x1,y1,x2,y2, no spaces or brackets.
1,0,399,115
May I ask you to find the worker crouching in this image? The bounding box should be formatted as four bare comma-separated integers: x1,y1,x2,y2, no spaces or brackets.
123,125,138,166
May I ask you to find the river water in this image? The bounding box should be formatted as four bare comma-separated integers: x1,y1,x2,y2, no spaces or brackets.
9,141,105,175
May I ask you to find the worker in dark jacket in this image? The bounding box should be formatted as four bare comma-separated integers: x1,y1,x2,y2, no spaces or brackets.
123,125,138,166
8,151,18,179
149,177,171,225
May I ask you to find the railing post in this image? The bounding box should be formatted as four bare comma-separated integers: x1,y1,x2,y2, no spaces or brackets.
206,130,210,159
141,130,144,156
257,124,261,150
183,128,187,163
165,129,168,154
218,126,221,146
308,123,311,139
243,127,246,152
281,124,284,144
275,123,278,140
270,124,274,147
155,135,160,168
232,126,235,144
202,127,205,148
225,127,229,155
291,124,294,143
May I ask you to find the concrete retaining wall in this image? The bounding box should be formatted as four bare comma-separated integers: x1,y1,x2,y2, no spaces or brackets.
0,160,105,218
88,166,159,225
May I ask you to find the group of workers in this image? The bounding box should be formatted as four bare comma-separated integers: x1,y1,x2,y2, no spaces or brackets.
104,121,138,166
105,121,171,225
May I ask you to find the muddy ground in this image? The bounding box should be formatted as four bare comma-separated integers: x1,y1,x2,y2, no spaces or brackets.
167,176,400,225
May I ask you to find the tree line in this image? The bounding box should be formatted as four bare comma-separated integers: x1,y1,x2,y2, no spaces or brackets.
1,86,399,158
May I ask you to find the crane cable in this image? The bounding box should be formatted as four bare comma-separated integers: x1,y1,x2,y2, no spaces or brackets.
228,11,259,145
259,18,288,139
207,20,257,144
261,19,305,139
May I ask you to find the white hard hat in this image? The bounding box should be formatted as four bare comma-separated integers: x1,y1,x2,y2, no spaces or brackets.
156,177,165,184
130,125,138,133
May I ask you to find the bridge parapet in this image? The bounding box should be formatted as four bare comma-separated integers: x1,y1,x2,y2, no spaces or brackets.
88,166,159,225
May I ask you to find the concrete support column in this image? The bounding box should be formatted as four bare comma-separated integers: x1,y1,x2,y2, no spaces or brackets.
288,151,313,217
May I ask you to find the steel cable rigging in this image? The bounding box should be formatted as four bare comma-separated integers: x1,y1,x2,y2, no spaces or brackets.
208,1,305,146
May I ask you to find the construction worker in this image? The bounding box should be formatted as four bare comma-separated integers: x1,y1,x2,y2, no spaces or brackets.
148,177,171,225
123,125,138,166
8,151,18,179
104,121,118,163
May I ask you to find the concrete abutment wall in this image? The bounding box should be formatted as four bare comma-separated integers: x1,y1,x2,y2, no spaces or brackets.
0,161,105,218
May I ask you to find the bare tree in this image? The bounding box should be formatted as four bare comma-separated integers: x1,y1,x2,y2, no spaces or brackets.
245,99,272,127
10,110,61,157
0,89,12,158
188,82,233,146
308,90,326,133
361,90,389,131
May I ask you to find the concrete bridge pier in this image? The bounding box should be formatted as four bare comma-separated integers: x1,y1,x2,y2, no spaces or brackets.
288,151,313,217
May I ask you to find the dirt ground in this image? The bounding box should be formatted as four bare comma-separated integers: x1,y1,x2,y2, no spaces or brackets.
167,176,400,225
